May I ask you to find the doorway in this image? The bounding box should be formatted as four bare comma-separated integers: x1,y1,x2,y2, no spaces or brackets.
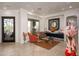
2,17,15,42
28,19,39,33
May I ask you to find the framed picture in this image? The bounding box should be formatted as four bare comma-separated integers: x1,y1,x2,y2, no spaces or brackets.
48,18,60,32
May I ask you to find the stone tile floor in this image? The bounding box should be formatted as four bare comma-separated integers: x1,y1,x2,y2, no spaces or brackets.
0,41,78,56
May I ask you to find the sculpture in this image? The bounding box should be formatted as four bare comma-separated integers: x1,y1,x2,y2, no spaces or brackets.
62,20,77,56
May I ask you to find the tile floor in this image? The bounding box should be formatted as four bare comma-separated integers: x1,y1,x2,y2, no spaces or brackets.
0,41,78,56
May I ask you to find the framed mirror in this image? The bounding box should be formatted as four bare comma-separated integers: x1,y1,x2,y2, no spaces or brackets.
48,18,60,32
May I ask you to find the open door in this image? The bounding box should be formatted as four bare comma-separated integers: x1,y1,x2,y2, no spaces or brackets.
2,17,15,42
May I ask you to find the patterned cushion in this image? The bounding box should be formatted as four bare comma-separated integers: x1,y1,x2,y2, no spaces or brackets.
39,32,47,40
28,33,37,42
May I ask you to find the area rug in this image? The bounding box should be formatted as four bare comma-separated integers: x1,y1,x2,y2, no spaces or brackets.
32,40,60,49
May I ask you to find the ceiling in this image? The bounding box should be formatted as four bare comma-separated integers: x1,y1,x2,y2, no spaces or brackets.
0,2,79,16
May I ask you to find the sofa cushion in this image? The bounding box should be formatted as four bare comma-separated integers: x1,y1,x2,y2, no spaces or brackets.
28,33,37,42
39,32,47,39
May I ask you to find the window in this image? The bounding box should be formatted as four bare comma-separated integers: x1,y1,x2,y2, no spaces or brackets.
28,19,39,33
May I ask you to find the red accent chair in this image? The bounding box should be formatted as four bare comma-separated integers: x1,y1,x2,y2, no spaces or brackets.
28,33,38,42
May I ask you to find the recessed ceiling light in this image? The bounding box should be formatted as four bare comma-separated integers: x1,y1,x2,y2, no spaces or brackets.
69,5,72,8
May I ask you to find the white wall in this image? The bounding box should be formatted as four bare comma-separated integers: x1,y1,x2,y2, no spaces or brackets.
0,11,2,43
27,8,79,42
27,14,42,32
39,17,45,32
0,10,20,43
64,9,79,42
45,8,79,41
0,8,41,43
19,8,28,44
19,9,41,43
27,15,48,32
28,14,41,20
0,8,79,43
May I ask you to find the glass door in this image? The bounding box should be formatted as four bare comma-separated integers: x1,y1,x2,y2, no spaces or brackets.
2,17,15,42
28,19,39,33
